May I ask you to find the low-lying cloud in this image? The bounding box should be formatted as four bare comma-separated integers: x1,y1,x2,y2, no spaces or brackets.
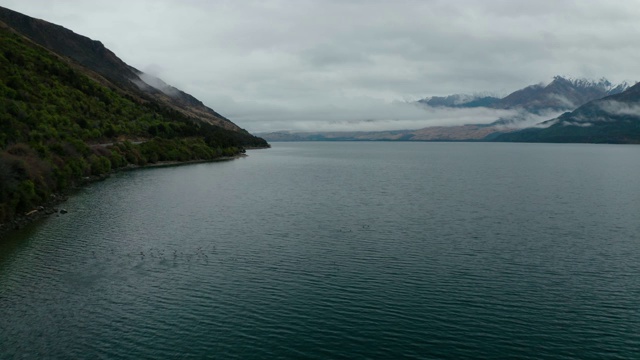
599,100,640,117
493,109,565,130
212,96,561,133
561,121,593,127
135,72,181,98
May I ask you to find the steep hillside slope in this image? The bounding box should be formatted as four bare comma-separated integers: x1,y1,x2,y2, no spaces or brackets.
0,6,244,132
0,17,266,227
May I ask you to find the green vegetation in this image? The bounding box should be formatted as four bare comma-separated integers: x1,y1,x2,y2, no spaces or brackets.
0,27,267,223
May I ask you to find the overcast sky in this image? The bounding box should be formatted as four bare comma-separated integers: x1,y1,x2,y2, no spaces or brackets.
2,0,639,132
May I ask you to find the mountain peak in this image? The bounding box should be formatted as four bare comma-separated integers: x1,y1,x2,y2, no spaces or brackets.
494,76,631,111
550,75,629,95
495,80,640,143
418,76,632,113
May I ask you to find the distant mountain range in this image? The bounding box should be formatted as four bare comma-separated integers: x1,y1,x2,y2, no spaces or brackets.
261,76,639,143
418,76,630,113
495,82,640,143
417,94,501,108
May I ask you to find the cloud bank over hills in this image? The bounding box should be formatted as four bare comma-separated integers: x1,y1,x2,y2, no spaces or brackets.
2,0,640,133
259,76,640,142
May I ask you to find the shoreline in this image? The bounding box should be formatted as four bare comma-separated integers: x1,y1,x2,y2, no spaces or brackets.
119,154,246,171
0,152,251,240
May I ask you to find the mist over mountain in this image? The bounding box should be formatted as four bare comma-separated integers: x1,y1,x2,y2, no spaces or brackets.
410,75,632,134
419,76,629,113
261,76,634,142
492,76,629,112
495,82,640,143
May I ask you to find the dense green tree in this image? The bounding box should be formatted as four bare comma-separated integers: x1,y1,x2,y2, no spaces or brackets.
0,26,267,224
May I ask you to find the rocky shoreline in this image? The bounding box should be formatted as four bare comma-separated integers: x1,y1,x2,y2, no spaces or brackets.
0,154,250,240
0,172,111,239
0,192,70,239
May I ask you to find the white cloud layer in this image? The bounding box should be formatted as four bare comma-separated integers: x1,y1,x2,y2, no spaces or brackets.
599,100,640,117
2,0,639,132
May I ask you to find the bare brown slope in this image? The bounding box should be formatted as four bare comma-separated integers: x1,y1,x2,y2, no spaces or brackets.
0,6,245,132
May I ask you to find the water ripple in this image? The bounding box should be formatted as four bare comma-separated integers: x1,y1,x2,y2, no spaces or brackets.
2,143,640,359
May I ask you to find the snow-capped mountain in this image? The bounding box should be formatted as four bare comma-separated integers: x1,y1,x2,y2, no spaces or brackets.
418,76,631,113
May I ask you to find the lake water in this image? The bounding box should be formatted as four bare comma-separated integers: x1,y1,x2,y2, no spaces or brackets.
1,142,640,359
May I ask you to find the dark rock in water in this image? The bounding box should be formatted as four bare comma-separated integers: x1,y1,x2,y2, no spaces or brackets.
59,209,68,214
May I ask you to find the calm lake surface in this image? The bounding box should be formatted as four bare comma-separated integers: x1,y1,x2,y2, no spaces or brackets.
1,142,640,359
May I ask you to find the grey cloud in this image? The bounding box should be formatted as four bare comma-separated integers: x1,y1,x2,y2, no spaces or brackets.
2,0,639,132
136,73,181,98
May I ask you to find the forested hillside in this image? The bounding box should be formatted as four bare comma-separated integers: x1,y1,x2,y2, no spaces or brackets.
0,23,267,224
0,5,243,132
